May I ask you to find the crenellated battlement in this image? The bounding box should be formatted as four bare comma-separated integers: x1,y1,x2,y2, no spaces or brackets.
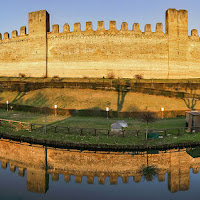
191,29,199,37
63,23,70,33
4,32,9,39
12,30,18,38
97,21,105,31
156,23,164,35
0,25,28,41
52,24,59,33
0,8,196,41
190,29,199,41
133,23,141,34
145,24,151,35
86,21,93,31
121,22,128,31
74,22,81,32
20,26,26,36
47,21,166,38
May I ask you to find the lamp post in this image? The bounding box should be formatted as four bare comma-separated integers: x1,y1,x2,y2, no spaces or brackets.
6,100,9,112
54,105,57,116
106,107,109,119
161,107,164,119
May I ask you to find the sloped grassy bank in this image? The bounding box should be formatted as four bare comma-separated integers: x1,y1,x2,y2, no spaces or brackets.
0,88,198,112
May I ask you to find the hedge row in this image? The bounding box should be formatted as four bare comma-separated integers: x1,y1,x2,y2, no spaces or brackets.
0,80,199,91
0,103,189,118
1,81,198,100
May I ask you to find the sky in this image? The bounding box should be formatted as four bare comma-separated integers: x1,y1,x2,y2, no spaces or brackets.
0,0,200,36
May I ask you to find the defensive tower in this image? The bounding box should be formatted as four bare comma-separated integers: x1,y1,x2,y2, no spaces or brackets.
166,9,189,78
28,10,50,77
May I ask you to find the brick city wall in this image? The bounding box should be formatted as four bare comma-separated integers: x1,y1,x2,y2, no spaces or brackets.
0,9,200,79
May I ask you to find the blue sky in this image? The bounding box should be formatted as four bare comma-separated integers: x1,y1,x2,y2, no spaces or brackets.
0,0,200,35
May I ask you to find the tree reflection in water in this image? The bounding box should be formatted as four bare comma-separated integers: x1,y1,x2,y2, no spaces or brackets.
140,165,157,181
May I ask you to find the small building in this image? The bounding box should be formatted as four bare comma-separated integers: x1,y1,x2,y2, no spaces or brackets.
185,111,200,132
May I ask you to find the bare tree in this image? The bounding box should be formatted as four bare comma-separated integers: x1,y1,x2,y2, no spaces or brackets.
183,88,198,110
141,111,156,124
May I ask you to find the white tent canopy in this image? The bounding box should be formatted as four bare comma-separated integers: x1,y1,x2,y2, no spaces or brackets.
111,120,128,131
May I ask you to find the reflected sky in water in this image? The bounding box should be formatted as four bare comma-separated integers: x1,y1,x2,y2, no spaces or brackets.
0,164,200,200
46,172,200,200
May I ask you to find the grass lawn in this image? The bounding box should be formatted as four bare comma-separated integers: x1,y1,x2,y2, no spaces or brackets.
1,108,198,147
0,122,199,146
0,109,66,124
0,108,185,130
51,115,186,130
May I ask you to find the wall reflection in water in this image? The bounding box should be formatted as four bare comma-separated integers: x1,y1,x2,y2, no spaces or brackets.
0,139,200,194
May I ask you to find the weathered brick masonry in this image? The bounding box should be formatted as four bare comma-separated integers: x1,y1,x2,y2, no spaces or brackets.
0,9,199,79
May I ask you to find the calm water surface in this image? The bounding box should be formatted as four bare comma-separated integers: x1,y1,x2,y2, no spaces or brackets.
0,140,200,200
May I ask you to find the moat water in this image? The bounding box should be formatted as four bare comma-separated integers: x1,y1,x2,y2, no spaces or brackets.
0,139,200,200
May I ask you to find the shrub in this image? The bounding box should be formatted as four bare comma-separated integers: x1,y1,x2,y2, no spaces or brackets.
135,74,143,80
51,75,63,82
18,73,26,78
106,72,115,79
42,75,47,78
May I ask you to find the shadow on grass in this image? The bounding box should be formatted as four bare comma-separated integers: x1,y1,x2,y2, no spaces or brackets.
24,92,47,106
48,107,111,128
12,92,26,104
116,82,130,112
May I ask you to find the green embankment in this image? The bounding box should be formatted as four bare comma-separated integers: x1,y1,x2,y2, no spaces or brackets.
0,109,185,129
1,109,199,147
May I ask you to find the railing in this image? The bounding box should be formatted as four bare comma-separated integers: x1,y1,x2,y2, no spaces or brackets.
0,118,198,140
0,119,31,131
